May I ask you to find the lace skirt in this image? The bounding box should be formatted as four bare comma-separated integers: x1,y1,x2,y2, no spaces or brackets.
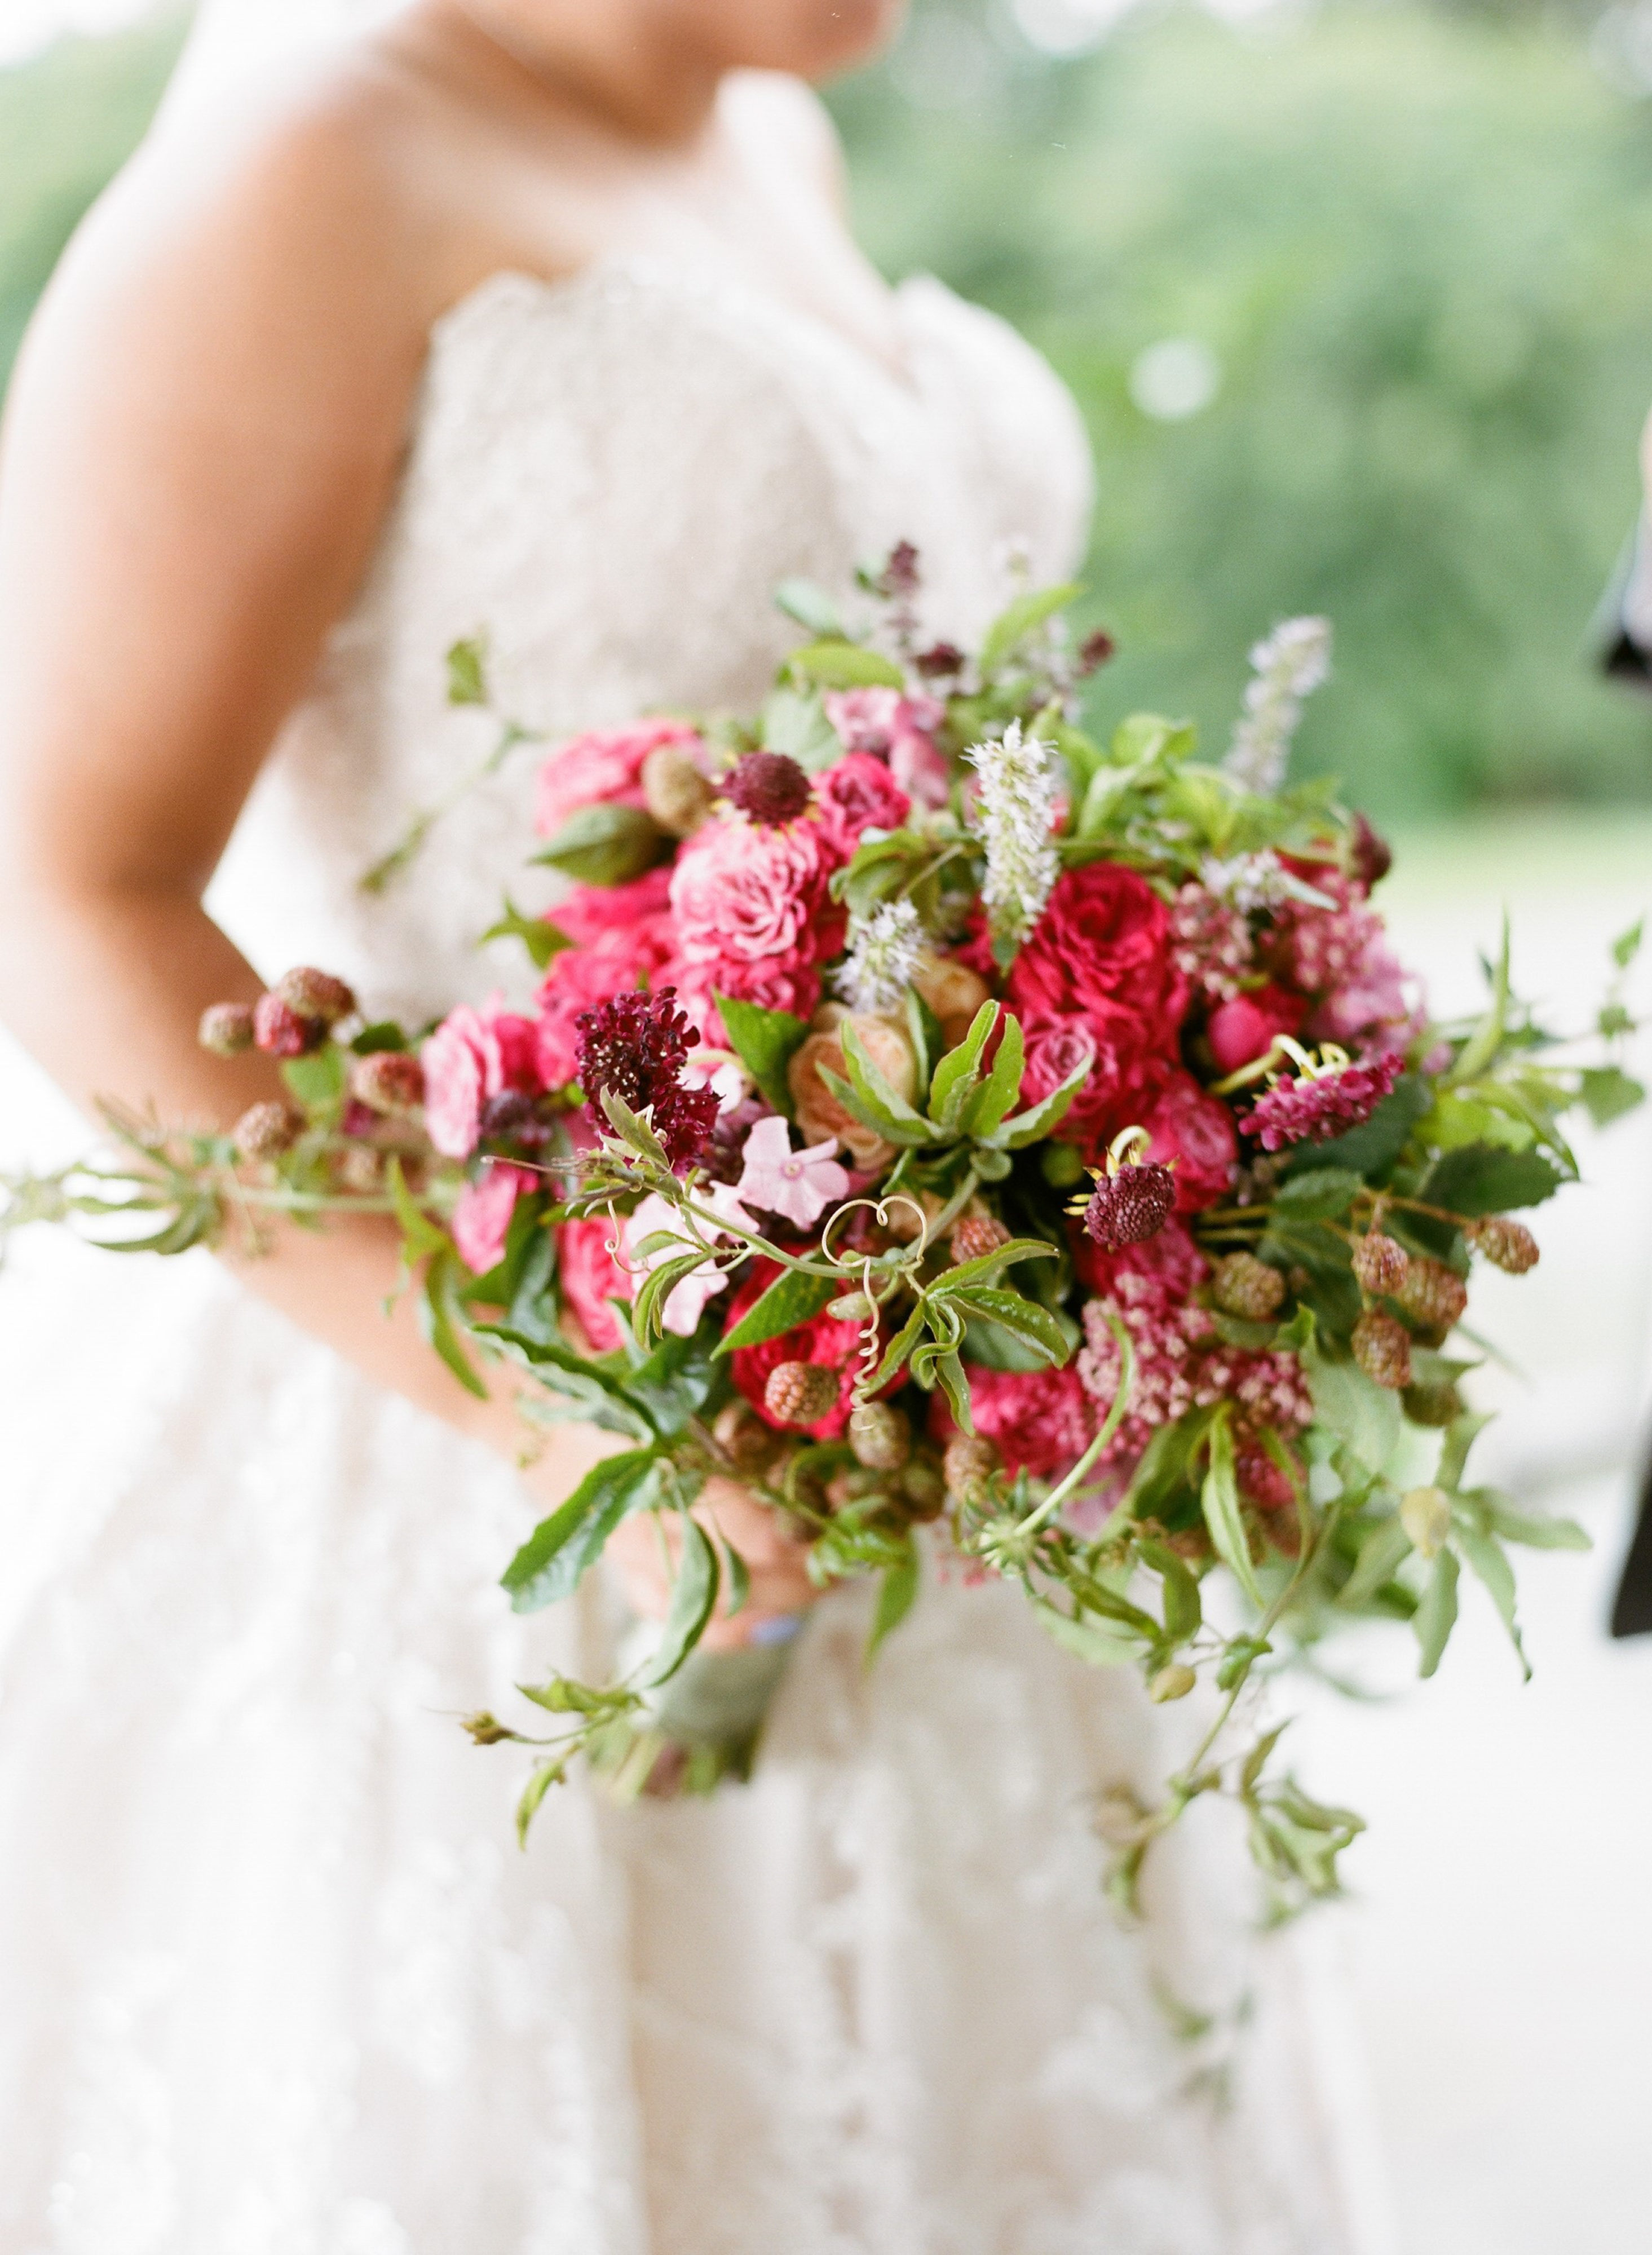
0,1214,1386,2255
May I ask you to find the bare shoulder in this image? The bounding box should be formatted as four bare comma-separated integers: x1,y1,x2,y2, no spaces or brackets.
722,71,849,208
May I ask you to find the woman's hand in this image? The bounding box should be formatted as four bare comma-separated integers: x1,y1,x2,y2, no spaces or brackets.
605,1478,819,1652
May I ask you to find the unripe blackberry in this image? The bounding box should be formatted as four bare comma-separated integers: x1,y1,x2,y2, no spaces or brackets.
712,1399,786,1476
899,1451,947,1521
335,1144,385,1194
1082,1161,1176,1252
350,1051,426,1117
198,1001,255,1058
1352,1310,1412,1390
642,742,714,838
1212,1251,1286,1321
725,750,811,827
1465,1215,1539,1275
1403,1381,1463,1429
763,1360,840,1429
1394,1255,1468,1333
273,966,356,1025
233,1099,303,1161
848,1401,911,1471
949,1214,1011,1267
942,1431,1001,1505
253,992,326,1058
1351,1232,1410,1296
1150,1662,1197,1703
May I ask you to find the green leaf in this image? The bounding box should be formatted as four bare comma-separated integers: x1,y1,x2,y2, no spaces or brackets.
949,1286,1071,1366
1284,1073,1430,1183
639,1514,721,1687
515,1755,570,1847
1613,917,1646,970
716,1266,841,1355
1032,1597,1142,1666
598,1086,670,1168
501,1448,663,1612
280,1045,346,1112
940,1237,1059,1290
1448,916,1511,1087
632,1252,709,1348
1413,1546,1461,1677
350,1022,408,1055
867,1538,920,1662
1578,1067,1646,1129
531,802,666,885
904,987,942,1106
1480,1496,1591,1551
715,993,809,1117
1305,1345,1401,1479
1202,1409,1263,1607
759,684,843,772
961,1011,1025,1139
446,634,489,706
986,1046,1094,1149
786,639,905,691
868,1301,927,1392
839,1018,935,1140
482,896,571,970
927,1001,1001,1131
1456,1527,1530,1679
419,1249,489,1399
1420,1142,1563,1217
1139,1537,1203,1647
775,578,845,638
978,581,1082,678
1339,1516,1413,1609
1271,1168,1363,1221
930,1346,973,1432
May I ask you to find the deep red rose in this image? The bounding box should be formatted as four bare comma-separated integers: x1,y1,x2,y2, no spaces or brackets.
1018,1008,1170,1165
727,1259,864,1439
1006,864,1188,1053
1205,985,1309,1076
927,1365,1096,1482
1140,1069,1238,1213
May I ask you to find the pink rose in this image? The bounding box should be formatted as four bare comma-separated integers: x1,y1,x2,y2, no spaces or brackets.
940,1365,1096,1482
534,916,678,1085
1205,985,1309,1075
535,719,702,838
549,866,674,946
812,753,911,860
422,999,543,1159
452,1162,538,1276
558,1215,631,1353
1018,1007,1169,1167
823,688,951,810
1141,1070,1238,1213
669,813,845,973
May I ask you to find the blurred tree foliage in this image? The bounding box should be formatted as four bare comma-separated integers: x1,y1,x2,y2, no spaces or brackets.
4,3,1652,815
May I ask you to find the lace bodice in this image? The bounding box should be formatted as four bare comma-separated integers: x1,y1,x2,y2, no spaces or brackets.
207,258,1093,1017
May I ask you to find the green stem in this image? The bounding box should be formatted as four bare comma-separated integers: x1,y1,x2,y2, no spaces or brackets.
1012,1311,1136,1539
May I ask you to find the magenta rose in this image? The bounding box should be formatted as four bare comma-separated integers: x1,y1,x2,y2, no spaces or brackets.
1006,864,1189,1049
452,1162,538,1276
1018,1006,1169,1165
812,754,911,860
422,1000,543,1159
670,955,823,1050
549,866,673,947
534,916,678,1084
1141,1069,1238,1213
534,719,703,838
944,1365,1096,1482
558,1215,632,1353
1205,984,1308,1075
669,813,845,975
822,687,951,809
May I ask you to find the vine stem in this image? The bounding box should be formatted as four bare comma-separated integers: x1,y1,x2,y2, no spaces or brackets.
1011,1310,1136,1540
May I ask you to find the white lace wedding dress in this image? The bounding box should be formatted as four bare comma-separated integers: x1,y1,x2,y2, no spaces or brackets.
0,255,1389,2254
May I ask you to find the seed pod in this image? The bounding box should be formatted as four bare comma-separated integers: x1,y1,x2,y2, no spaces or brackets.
274,966,357,1025
252,992,326,1059
1083,1161,1177,1252
1403,1381,1463,1429
1352,1308,1412,1390
899,1451,948,1521
942,1431,1001,1505
949,1214,1011,1267
1400,1485,1454,1560
848,1401,911,1472
1149,1662,1198,1704
1212,1251,1286,1321
1394,1255,1468,1333
642,743,715,838
350,1051,426,1117
1465,1215,1539,1275
233,1099,303,1162
197,1001,256,1058
763,1360,840,1429
1351,1232,1410,1295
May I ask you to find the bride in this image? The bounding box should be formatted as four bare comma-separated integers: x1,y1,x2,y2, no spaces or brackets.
0,3,1385,2247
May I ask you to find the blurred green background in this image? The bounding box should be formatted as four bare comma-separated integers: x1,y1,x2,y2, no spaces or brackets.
6,0,1652,820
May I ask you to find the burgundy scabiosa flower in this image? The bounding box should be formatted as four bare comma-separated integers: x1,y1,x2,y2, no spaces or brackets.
724,751,812,828
574,987,721,1170
1243,1049,1401,1152
1081,1161,1178,1252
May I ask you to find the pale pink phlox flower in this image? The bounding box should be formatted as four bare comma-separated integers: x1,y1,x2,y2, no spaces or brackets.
735,1114,850,1230
624,1181,752,1337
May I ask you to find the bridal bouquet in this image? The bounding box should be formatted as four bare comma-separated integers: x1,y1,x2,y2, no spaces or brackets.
8,548,1641,1917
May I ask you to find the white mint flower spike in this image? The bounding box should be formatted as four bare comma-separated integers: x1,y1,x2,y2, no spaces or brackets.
1224,616,1332,795
966,718,1062,956
834,899,925,1014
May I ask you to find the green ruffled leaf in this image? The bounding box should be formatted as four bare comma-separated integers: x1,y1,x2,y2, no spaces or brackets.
639,1514,720,1687
927,1001,1000,1132
1139,1537,1203,1648
1271,1168,1363,1221
1578,1067,1646,1129
867,1537,920,1662
1478,1493,1591,1550
1420,1142,1564,1217
837,1019,935,1143
532,802,666,886
501,1448,664,1613
948,1286,1071,1367
984,1047,1093,1149
1339,1515,1414,1610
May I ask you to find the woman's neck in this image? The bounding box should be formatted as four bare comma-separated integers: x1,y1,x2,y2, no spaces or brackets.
438,0,723,145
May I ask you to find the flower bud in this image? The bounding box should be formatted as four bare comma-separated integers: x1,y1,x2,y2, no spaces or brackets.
1403,1381,1462,1429
1351,1232,1409,1296
725,750,811,827
1352,1309,1411,1390
763,1360,841,1429
949,1215,1011,1267
1149,1662,1198,1703
197,1001,256,1058
642,742,715,838
1212,1251,1286,1321
848,1401,911,1472
1400,1485,1453,1560
335,1144,385,1194
349,1050,426,1117
899,1451,947,1521
253,992,326,1059
1465,1215,1539,1275
274,966,357,1026
233,1099,303,1161
943,1431,1001,1506
827,1292,876,1324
